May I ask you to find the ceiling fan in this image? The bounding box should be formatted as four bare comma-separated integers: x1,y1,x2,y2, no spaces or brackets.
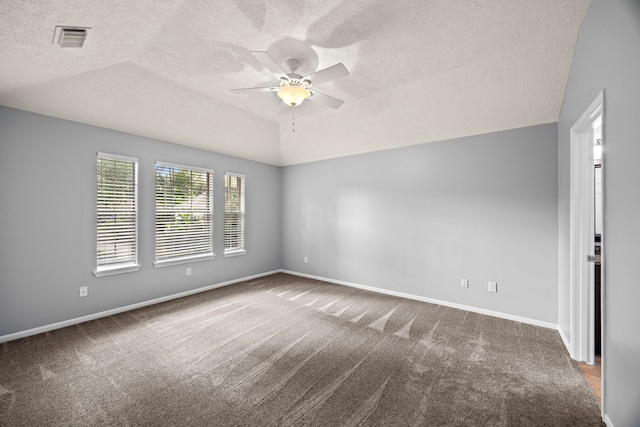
231,51,349,109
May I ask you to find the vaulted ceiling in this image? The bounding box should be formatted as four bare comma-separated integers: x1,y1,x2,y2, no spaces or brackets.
0,0,590,165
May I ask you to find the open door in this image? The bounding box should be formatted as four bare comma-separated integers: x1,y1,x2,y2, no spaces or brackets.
569,91,604,366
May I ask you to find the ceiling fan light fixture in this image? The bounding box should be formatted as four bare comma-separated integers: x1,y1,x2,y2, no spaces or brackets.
277,84,310,107
231,51,348,110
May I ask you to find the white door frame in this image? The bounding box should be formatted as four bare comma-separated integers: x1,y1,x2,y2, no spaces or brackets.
569,90,604,366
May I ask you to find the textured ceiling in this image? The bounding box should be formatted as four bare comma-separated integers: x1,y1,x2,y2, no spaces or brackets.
0,0,590,166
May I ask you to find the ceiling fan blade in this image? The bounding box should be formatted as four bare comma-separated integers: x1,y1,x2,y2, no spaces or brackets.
230,86,277,94
309,90,344,109
304,63,349,85
252,51,288,77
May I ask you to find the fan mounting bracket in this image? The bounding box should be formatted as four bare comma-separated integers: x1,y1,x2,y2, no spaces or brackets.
285,58,301,73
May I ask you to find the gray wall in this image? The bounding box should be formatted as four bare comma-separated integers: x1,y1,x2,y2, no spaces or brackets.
0,106,281,337
558,0,640,425
282,124,559,324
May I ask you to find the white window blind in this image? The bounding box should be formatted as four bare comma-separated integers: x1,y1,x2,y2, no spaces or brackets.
224,172,246,256
95,153,140,277
155,162,214,266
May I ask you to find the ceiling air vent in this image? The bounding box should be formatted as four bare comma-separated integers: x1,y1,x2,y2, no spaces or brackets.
52,26,90,48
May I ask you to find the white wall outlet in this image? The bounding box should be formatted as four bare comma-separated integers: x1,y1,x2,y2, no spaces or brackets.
488,282,498,293
304,256,308,264
186,268,192,277
461,279,469,288
79,286,88,297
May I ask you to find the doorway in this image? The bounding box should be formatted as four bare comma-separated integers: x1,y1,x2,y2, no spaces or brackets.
593,128,602,358
569,91,605,407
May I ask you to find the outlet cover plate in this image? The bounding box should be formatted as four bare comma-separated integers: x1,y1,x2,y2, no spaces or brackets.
488,282,497,293
79,286,88,297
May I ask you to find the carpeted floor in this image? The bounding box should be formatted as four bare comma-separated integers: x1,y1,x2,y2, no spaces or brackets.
0,273,603,426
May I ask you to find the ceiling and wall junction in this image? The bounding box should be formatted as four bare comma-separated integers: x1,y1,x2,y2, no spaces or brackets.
0,0,590,165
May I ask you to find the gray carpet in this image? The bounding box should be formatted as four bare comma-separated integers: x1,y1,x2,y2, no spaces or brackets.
0,273,603,426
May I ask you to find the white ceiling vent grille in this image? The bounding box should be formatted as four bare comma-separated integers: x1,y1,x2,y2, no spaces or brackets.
52,26,90,48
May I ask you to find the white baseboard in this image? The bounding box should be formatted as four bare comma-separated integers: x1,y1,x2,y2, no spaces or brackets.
0,270,280,344
557,326,572,355
603,414,613,427
281,270,558,330
602,414,614,427
0,269,560,343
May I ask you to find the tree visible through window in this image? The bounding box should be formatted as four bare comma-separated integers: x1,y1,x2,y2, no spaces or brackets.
95,153,140,277
155,162,214,266
224,173,245,256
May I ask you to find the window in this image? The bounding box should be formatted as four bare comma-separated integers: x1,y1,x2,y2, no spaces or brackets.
224,172,246,256
94,153,140,277
155,162,214,267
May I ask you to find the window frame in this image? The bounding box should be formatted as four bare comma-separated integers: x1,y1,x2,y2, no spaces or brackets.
224,172,247,257
154,161,215,268
94,152,141,277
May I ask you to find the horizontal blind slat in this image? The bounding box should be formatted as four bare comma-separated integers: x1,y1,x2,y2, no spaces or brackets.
155,163,213,261
96,155,138,269
224,174,245,251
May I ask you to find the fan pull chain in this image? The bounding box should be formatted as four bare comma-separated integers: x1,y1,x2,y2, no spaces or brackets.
292,108,295,133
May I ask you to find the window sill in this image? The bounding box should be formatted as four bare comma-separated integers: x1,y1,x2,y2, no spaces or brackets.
224,249,247,258
94,263,141,277
154,253,216,268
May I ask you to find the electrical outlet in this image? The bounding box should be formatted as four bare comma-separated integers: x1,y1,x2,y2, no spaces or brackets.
304,256,308,264
79,286,88,297
186,268,192,277
488,282,497,293
461,279,469,288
